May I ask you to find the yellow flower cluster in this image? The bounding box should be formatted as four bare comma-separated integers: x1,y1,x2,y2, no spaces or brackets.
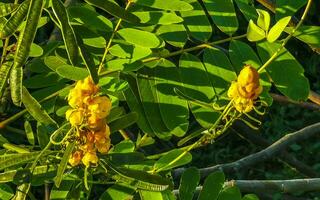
66,77,112,167
228,65,263,113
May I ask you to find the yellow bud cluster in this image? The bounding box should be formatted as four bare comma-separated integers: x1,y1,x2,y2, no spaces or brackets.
228,65,263,113
66,77,112,167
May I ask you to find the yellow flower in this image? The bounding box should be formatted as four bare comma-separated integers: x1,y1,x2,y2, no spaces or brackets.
75,77,99,96
69,150,83,167
82,151,98,166
87,96,112,119
94,125,110,143
233,97,254,113
237,65,262,99
227,81,239,99
96,139,111,153
67,88,84,108
66,109,83,126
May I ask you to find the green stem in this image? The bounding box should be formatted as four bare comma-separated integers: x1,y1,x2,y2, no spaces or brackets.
258,0,313,73
97,1,132,74
142,34,247,63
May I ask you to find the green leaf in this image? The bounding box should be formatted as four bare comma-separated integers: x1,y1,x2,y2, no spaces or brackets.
54,141,75,188
85,0,140,24
112,140,135,153
242,194,259,200
99,183,136,200
153,149,192,172
180,0,212,42
218,186,241,200
44,55,67,72
276,0,307,20
0,59,13,98
110,167,171,191
203,0,238,35
0,0,29,39
23,72,66,89
229,40,262,73
52,0,79,66
203,47,237,98
152,59,189,137
234,0,258,21
179,167,200,200
256,9,270,31
117,28,163,48
140,190,163,200
267,16,291,43
73,25,106,48
132,0,193,11
56,65,89,80
106,152,145,166
24,121,35,146
29,43,43,57
21,86,57,125
0,184,14,200
247,20,265,42
121,73,154,136
68,5,113,32
156,24,187,48
136,68,172,139
288,26,320,48
179,53,219,129
134,11,183,25
0,3,19,17
109,43,152,61
106,59,144,72
50,179,77,200
198,171,225,200
109,112,138,133
257,41,310,101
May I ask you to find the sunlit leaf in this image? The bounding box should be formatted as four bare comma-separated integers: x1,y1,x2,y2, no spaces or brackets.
267,16,291,43
203,0,238,35
117,28,163,48
247,20,265,42
132,0,193,11
85,0,140,23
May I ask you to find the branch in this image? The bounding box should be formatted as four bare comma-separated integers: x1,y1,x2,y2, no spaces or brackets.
233,121,318,177
271,93,320,111
173,178,320,195
173,122,320,177
226,178,320,193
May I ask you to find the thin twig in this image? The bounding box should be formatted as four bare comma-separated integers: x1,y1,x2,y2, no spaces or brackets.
173,178,320,195
271,93,320,110
233,121,318,177
174,122,320,177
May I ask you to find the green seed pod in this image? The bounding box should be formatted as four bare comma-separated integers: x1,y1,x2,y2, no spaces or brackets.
0,0,30,39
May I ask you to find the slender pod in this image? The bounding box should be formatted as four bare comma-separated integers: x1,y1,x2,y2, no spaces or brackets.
0,59,13,98
0,3,19,17
11,0,44,106
0,0,30,39
52,0,79,66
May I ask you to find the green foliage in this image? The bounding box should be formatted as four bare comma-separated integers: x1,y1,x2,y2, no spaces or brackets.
0,0,318,199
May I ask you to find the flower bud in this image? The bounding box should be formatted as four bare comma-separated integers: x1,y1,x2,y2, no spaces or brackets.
69,150,83,167
82,151,98,166
66,109,83,126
